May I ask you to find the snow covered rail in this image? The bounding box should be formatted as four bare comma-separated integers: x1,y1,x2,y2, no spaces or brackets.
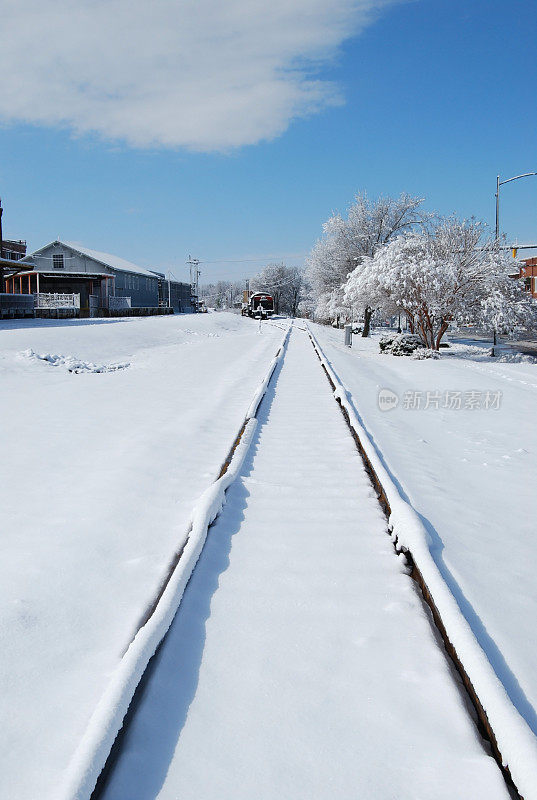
307,324,537,800
60,325,291,800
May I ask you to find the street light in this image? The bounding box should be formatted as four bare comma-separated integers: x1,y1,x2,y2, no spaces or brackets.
495,172,537,239
491,170,537,357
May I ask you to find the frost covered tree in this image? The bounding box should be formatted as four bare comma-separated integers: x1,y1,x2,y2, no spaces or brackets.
344,217,535,350
306,192,424,331
250,263,304,316
200,280,243,310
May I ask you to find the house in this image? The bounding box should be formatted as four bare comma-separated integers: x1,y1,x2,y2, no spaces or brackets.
4,240,195,317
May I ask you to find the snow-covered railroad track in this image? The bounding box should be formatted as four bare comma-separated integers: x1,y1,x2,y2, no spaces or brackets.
58,324,291,800
85,325,510,800
307,326,537,800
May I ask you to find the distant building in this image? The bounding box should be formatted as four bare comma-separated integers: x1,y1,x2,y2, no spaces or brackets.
0,196,28,291
0,255,35,316
1,239,26,261
519,258,537,299
4,240,195,317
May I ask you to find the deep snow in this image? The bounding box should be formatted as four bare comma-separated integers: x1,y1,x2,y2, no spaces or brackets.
0,313,282,800
98,327,507,800
311,322,537,789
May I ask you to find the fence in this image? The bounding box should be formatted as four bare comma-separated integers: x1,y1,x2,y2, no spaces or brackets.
34,293,80,309
0,293,35,318
109,296,132,310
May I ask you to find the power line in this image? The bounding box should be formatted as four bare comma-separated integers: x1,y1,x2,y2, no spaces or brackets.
199,255,308,264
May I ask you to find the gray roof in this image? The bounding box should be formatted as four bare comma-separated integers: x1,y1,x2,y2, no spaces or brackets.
23,240,165,279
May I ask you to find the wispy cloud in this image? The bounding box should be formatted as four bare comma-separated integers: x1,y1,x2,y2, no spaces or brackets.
2,0,399,151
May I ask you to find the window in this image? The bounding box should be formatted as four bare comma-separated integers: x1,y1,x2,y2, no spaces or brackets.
53,253,64,269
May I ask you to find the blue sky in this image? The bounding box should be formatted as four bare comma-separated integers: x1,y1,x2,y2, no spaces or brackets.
1,0,536,282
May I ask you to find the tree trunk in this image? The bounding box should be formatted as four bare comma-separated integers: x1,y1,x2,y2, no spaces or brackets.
362,306,373,337
417,312,434,348
434,320,450,350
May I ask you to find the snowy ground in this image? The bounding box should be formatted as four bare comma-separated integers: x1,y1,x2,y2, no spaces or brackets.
98,327,507,800
312,323,537,747
0,313,283,800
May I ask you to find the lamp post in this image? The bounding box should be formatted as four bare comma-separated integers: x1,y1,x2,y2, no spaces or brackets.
0,198,4,293
495,172,537,240
491,171,537,356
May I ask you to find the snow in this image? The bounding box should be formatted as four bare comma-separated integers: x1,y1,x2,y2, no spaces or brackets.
342,223,531,349
0,312,284,800
98,327,507,800
310,322,537,797
59,325,290,800
26,240,165,278
22,348,131,373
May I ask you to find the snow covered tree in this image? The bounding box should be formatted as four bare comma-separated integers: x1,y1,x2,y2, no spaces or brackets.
250,263,304,316
344,217,535,350
306,192,424,332
200,280,243,310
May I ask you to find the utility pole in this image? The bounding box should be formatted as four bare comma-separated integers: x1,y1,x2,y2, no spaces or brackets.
0,197,4,259
0,198,4,292
187,255,201,311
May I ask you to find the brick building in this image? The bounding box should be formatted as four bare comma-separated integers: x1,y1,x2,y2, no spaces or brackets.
519,258,537,299
1,239,26,261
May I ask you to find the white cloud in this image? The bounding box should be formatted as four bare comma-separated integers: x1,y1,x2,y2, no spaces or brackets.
1,0,398,151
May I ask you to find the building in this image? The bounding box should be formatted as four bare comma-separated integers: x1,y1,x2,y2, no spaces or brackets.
4,240,195,317
0,198,28,291
1,239,26,261
0,196,27,264
0,256,35,317
519,258,537,299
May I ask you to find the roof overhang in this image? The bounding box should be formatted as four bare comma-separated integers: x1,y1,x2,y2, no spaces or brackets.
0,258,35,276
10,270,110,279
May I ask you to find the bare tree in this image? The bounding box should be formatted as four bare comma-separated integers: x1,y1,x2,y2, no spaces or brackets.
250,263,304,317
200,280,243,310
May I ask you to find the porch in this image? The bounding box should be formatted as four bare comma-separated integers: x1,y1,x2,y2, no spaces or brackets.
3,271,113,316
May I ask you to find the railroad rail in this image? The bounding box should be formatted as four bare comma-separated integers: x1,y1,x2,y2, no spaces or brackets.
306,325,532,800
67,321,529,800
58,325,291,800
